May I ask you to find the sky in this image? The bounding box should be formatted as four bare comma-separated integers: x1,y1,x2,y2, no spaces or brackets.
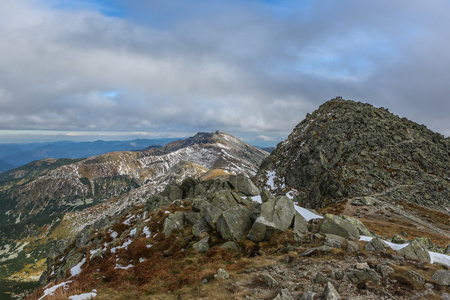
0,0,449,146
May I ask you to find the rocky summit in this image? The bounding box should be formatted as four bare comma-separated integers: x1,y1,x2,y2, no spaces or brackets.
256,98,450,210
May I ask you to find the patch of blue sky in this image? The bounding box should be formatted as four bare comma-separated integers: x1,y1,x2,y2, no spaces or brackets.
50,0,124,17
102,90,119,98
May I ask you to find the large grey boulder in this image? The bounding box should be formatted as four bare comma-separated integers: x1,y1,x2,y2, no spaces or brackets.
217,206,252,240
397,239,431,262
192,217,212,237
247,196,295,242
193,236,210,252
192,198,223,228
161,184,183,201
210,190,239,211
163,211,184,236
319,214,360,240
293,211,309,235
227,175,260,196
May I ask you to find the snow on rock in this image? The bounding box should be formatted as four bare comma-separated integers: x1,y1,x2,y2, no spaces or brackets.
110,230,118,239
250,196,262,204
430,252,450,266
68,290,97,300
38,280,72,300
294,205,323,221
360,236,450,267
129,228,137,236
70,258,86,277
266,171,276,189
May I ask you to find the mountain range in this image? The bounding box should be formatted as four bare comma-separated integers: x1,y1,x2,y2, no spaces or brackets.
0,138,178,172
0,98,448,300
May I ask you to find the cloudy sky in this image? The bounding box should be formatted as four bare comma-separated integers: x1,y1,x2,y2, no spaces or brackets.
1,0,449,145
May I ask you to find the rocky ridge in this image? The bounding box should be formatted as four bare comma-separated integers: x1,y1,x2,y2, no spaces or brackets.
256,98,450,210
29,175,450,300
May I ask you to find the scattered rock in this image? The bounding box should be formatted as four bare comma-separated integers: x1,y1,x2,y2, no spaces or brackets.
376,264,394,278
162,211,184,236
432,270,450,286
397,239,431,262
273,288,294,300
215,268,229,280
300,291,317,300
346,241,359,254
322,281,341,299
261,273,279,288
324,234,346,249
365,237,389,252
193,236,210,252
219,241,240,252
391,234,407,244
406,270,425,285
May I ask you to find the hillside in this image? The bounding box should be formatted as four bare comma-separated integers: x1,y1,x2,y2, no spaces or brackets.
256,98,450,210
0,131,268,299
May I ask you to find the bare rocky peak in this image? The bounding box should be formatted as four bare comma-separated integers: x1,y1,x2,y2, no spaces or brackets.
256,98,450,210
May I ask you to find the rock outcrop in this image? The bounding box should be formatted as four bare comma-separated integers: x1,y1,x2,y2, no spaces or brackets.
256,98,450,209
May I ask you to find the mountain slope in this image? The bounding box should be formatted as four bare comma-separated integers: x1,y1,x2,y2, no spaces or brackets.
256,98,450,210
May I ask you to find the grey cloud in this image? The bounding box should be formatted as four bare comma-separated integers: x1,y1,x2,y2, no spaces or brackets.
0,0,449,141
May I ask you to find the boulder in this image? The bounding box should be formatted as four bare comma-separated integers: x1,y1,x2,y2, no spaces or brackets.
376,264,394,278
397,239,431,262
322,281,341,300
219,241,240,252
227,175,260,196
216,206,253,240
391,234,407,244
319,214,360,240
347,241,359,254
293,211,309,235
432,270,450,286
324,234,347,248
300,291,317,300
192,198,223,228
215,268,229,279
162,211,184,236
192,217,212,237
161,184,183,201
273,289,294,300
247,196,295,242
193,236,210,252
406,270,425,285
344,268,380,285
365,237,389,252
211,190,239,211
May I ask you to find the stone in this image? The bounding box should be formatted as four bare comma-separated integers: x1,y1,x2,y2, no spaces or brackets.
355,263,369,270
445,245,450,255
247,195,295,242
347,241,359,254
344,268,380,285
322,281,341,300
184,211,201,225
273,289,294,300
193,236,210,252
215,268,229,279
216,206,252,240
227,175,260,196
293,211,309,235
397,239,431,262
192,217,212,237
319,214,360,240
211,190,239,211
391,234,407,244
219,241,240,252
162,211,184,236
406,270,425,285
365,237,389,252
432,270,450,286
441,293,450,300
300,291,317,300
193,199,223,228
161,184,183,201
315,272,329,284
261,273,279,288
360,196,376,206
324,234,346,248
376,264,394,278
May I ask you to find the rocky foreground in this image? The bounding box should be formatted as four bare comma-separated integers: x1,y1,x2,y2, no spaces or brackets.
27,175,450,300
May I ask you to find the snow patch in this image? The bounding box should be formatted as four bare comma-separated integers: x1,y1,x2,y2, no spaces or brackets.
143,226,151,238
294,205,323,221
68,290,97,300
129,228,137,236
38,280,72,300
115,264,134,270
250,195,262,204
110,230,118,239
359,236,450,267
70,258,86,277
